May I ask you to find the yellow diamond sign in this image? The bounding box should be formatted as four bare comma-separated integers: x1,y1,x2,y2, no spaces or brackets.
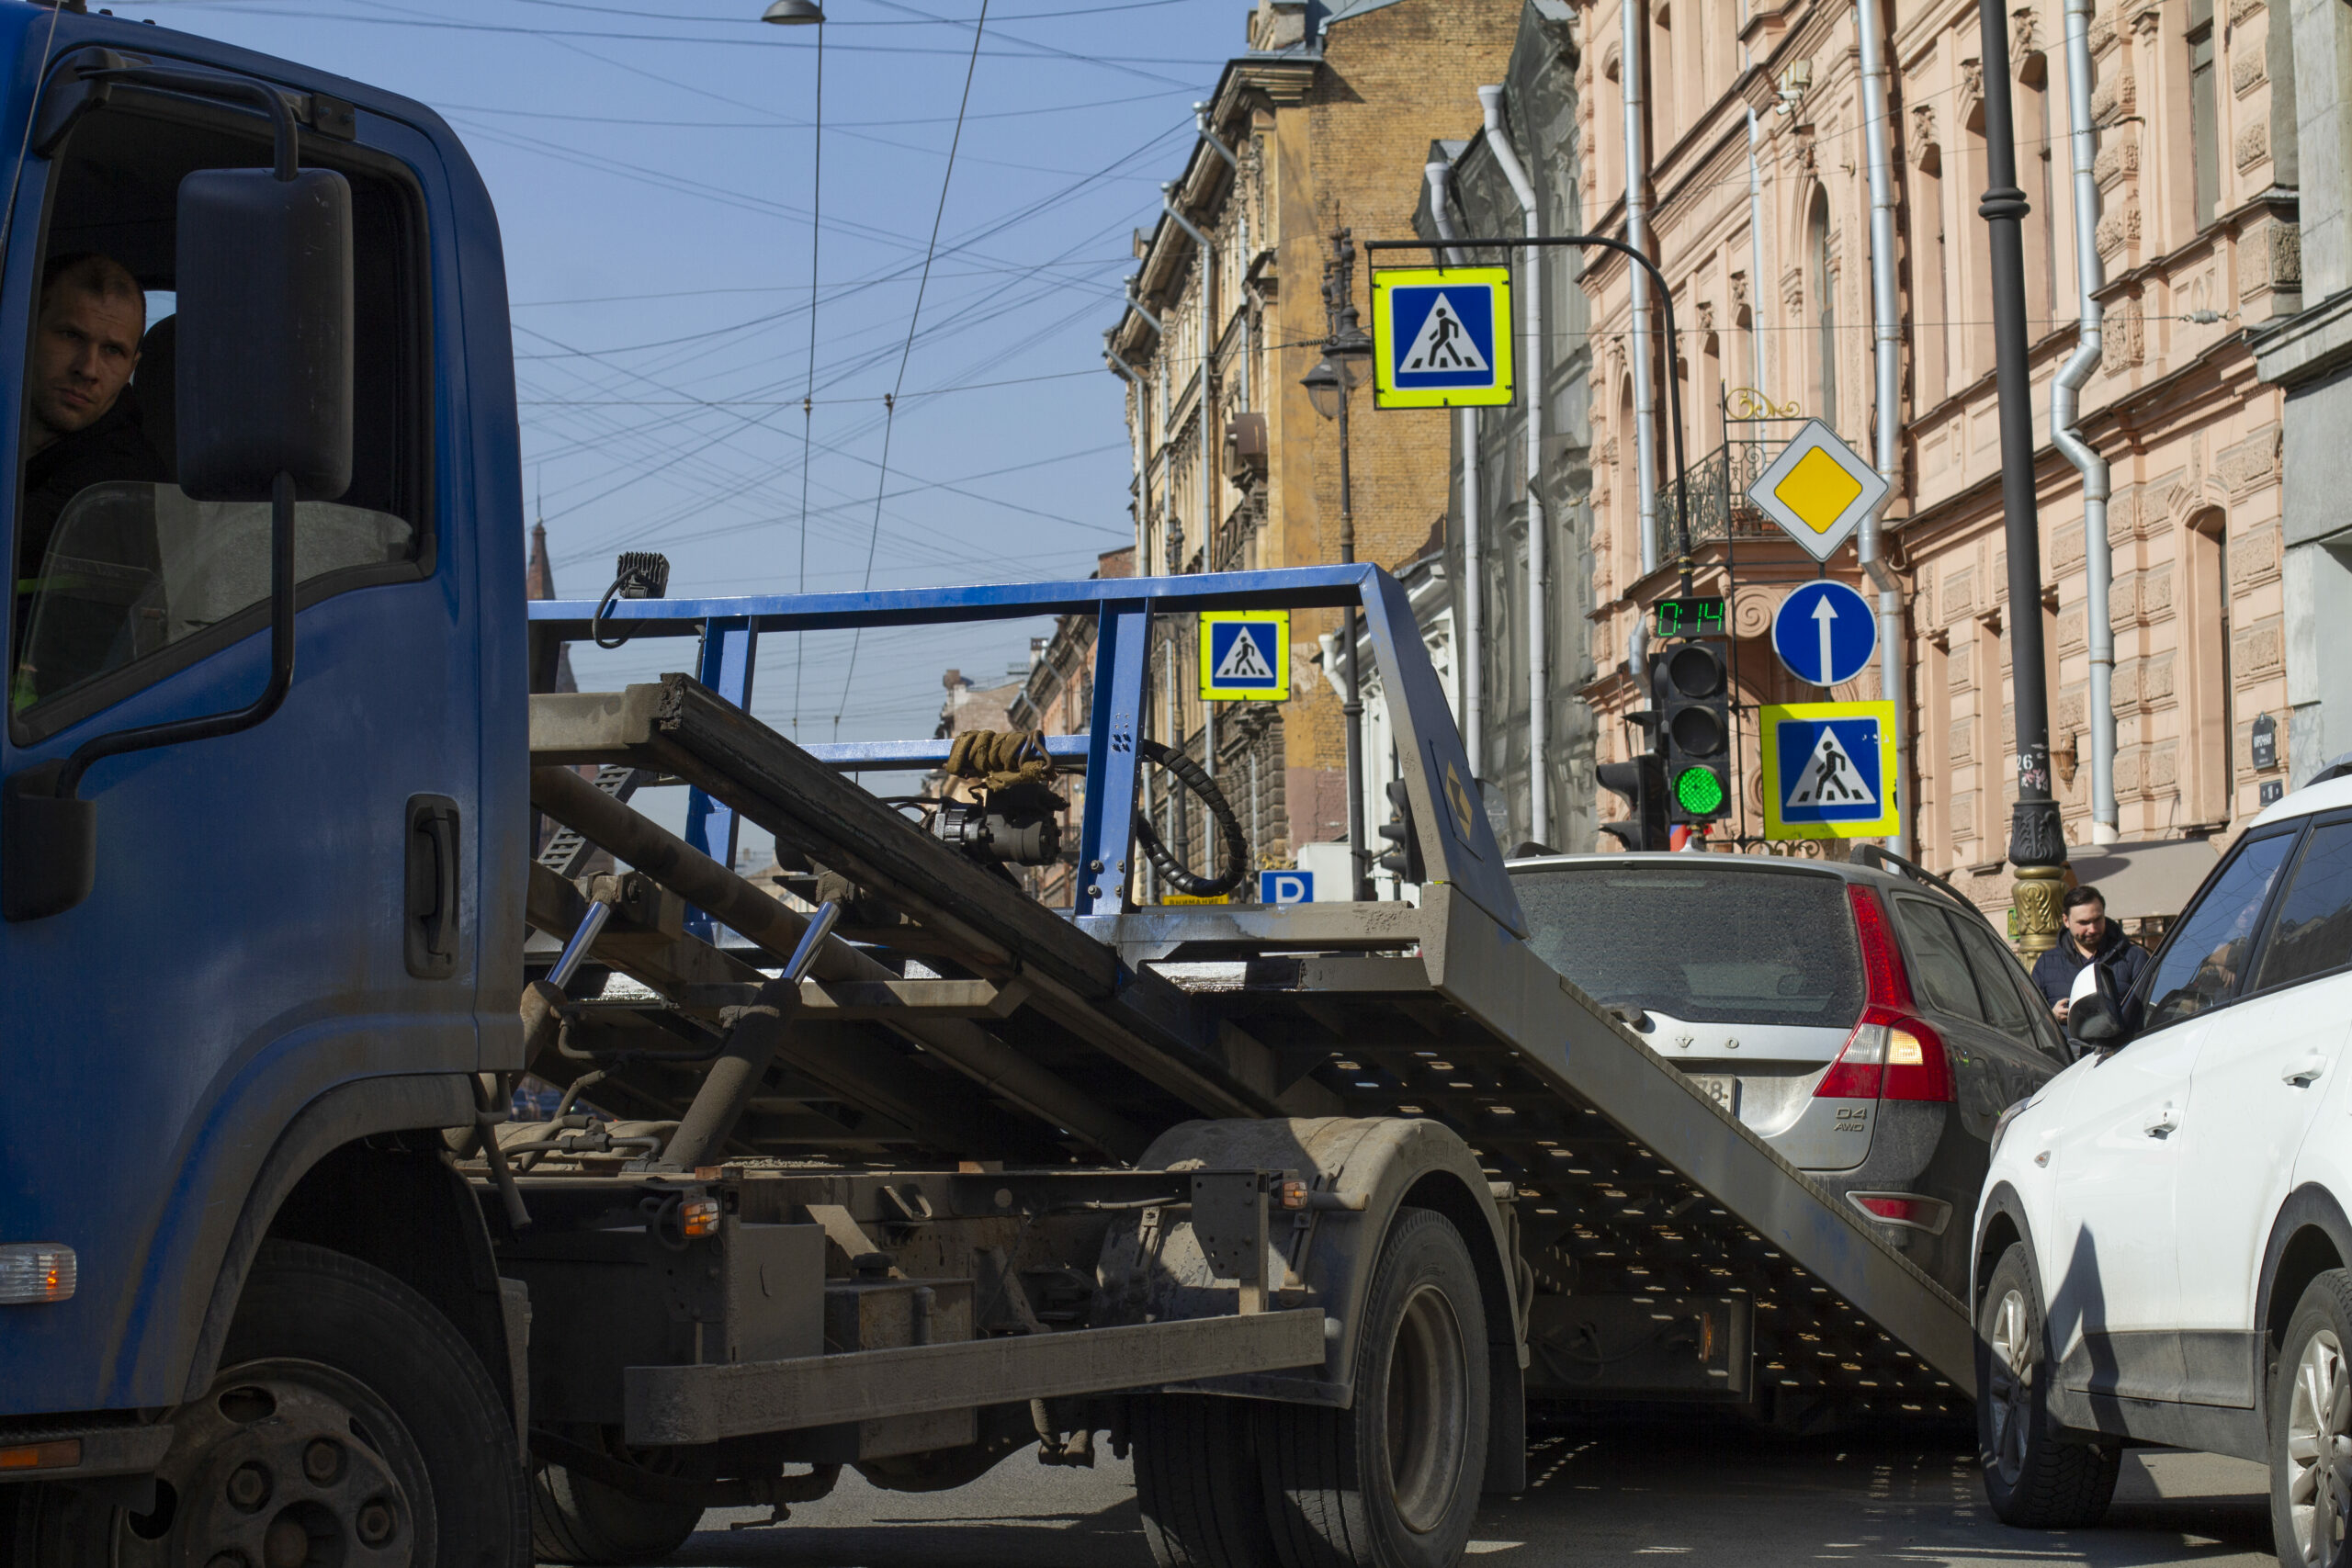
1745,419,1890,562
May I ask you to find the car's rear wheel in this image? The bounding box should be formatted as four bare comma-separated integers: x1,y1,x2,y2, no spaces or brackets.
2270,1269,2352,1568
1976,1242,2119,1528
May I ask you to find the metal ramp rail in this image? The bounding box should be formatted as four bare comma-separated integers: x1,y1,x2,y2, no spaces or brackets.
524,567,1975,1412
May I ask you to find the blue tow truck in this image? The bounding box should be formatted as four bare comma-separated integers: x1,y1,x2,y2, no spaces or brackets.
0,7,1986,1568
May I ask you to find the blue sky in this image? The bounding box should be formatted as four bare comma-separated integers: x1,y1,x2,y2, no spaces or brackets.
117,0,1238,855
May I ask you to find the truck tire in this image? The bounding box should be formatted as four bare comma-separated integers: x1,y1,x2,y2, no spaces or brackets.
1259,1207,1488,1568
1976,1242,2118,1529
4,1239,528,1568
2268,1269,2352,1568
530,1461,704,1564
1133,1393,1277,1568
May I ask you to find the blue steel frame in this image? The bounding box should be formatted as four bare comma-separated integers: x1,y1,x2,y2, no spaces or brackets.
530,566,1527,936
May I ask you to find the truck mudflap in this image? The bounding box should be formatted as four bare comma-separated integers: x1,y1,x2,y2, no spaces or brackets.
622,1307,1327,1447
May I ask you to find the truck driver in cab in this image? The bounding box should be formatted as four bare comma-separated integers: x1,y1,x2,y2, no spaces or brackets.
17,250,164,587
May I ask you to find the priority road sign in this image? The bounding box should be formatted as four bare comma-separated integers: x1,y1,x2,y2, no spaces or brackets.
1261,869,1314,906
1770,580,1879,688
1760,701,1900,840
1745,420,1890,563
1372,265,1514,410
1199,610,1289,702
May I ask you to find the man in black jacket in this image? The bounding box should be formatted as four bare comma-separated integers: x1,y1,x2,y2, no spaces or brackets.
2031,884,2154,1022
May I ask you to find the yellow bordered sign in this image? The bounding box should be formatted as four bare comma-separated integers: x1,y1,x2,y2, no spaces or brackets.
1759,700,1900,840
1198,610,1289,702
1371,265,1514,410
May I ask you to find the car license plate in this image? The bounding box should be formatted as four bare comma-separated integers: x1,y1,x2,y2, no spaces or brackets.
1690,1074,1739,1115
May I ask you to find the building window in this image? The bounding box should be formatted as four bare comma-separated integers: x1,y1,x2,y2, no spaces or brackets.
2188,0,2220,229
1808,187,1837,429
1913,143,1948,402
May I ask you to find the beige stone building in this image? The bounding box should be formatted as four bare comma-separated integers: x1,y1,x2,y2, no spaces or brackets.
1554,0,2300,918
1098,0,1520,885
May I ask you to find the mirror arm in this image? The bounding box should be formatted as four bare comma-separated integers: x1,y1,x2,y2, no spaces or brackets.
50,474,297,801
81,66,300,181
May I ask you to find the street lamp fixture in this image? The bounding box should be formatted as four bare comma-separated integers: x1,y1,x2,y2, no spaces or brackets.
1300,355,1344,421
1326,300,1374,389
761,0,825,21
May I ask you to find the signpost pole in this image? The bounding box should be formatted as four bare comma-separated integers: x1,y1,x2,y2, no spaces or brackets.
1977,0,2069,954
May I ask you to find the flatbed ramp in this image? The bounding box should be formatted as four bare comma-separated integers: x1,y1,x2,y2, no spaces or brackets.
529,669,1974,1414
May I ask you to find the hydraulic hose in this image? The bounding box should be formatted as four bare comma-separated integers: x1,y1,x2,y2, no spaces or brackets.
1132,738,1248,898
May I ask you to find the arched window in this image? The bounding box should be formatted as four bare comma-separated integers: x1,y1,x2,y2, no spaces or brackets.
1807,187,1837,429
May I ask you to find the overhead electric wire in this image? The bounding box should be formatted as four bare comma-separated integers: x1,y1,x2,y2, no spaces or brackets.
834,0,989,732
794,17,825,732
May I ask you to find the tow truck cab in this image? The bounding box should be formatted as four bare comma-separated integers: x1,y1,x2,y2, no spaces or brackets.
0,5,526,1427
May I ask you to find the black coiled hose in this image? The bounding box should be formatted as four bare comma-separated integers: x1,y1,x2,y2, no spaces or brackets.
1133,738,1250,898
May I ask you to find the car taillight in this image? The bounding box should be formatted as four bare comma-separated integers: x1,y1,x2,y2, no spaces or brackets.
1814,887,1957,1103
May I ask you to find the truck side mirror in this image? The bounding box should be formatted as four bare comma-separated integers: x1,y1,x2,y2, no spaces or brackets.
175,165,354,502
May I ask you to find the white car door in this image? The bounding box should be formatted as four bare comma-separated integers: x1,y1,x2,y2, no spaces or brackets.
2173,813,2352,1404
2042,829,2299,1402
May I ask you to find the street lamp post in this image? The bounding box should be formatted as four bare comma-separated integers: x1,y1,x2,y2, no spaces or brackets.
1302,231,1375,898
1976,0,2069,953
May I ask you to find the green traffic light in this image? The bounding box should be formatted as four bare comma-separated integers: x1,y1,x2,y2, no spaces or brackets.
1674,765,1725,816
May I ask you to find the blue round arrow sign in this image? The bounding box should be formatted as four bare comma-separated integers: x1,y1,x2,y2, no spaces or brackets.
1770,580,1879,687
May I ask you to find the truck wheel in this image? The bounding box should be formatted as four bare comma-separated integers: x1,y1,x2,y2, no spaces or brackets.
2268,1269,2352,1568
1976,1242,2119,1529
1132,1393,1277,1568
1259,1207,1488,1568
3,1239,528,1568
530,1461,704,1564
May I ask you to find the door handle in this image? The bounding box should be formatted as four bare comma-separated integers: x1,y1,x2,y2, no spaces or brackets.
2285,1056,2330,1088
404,795,461,979
2143,1104,2180,1136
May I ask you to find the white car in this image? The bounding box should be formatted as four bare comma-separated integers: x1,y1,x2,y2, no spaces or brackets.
1973,771,2352,1564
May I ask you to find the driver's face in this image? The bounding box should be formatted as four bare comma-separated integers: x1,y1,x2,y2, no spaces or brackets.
2064,901,2107,952
29,287,141,447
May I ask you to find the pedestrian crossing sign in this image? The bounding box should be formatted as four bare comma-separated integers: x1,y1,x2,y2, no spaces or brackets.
1198,610,1290,702
1372,265,1514,410
1760,700,1900,840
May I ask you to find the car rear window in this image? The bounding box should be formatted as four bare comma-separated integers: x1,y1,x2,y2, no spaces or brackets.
1512,863,1865,1028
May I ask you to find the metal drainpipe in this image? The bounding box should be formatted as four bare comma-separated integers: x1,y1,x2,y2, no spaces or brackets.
1856,0,1911,858
1481,86,1552,847
1428,157,1485,781
1165,186,1218,875
2053,0,2115,844
1618,4,1660,578
1747,107,1769,395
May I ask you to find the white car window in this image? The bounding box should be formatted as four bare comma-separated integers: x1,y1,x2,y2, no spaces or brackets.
2139,830,2297,1033
2252,818,2352,993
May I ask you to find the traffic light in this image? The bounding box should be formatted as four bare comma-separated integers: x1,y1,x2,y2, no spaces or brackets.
1653,641,1732,823
1596,753,1668,852
1376,779,1425,883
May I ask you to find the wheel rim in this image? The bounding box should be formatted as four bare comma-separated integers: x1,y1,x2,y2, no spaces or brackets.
1984,1287,2036,1488
2287,1327,2352,1568
124,1358,432,1568
1383,1281,1470,1536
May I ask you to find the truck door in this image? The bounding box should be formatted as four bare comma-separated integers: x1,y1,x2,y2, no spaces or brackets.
0,56,486,1416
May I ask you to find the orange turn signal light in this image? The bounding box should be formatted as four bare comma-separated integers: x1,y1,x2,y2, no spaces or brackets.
0,1439,81,1472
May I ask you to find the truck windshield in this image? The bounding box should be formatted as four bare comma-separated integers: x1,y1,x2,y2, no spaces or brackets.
1511,863,1865,1028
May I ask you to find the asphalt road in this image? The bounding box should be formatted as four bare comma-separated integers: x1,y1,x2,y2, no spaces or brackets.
662,1418,2280,1568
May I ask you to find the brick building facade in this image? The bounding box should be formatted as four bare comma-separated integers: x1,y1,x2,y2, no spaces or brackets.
1096,0,1520,891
